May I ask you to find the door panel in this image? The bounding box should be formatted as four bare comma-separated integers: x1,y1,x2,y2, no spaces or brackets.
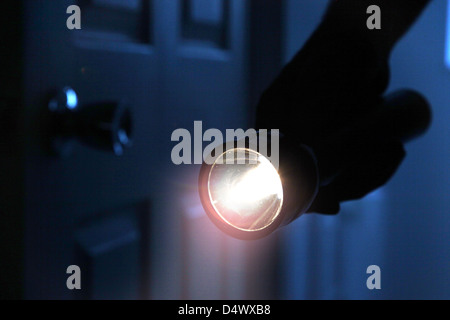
75,204,145,300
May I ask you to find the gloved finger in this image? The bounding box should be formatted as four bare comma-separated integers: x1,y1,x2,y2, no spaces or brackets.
326,138,405,202
330,89,432,146
312,89,431,185
307,138,405,214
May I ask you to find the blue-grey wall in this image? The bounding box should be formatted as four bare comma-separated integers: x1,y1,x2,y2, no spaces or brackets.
384,0,450,299
281,0,450,300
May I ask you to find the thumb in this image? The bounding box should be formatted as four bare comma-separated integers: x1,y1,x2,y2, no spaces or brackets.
374,89,432,143
307,89,431,214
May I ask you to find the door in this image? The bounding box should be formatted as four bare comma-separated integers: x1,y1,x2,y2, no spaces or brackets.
22,0,161,300
0,0,283,299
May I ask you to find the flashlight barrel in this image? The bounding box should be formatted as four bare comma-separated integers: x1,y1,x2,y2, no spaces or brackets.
276,137,320,225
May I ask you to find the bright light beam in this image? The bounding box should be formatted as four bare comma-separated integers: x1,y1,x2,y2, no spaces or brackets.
207,149,284,232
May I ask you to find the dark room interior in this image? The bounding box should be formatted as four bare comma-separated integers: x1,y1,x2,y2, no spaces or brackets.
0,0,448,301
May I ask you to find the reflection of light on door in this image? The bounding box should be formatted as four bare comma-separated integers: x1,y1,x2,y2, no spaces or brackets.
180,178,278,299
446,0,450,68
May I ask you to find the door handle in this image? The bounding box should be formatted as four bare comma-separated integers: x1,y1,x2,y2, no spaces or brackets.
47,87,133,157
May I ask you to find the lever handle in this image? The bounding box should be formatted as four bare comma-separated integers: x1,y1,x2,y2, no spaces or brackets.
47,87,133,156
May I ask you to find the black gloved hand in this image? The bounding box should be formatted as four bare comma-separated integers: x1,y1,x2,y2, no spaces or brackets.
256,0,432,214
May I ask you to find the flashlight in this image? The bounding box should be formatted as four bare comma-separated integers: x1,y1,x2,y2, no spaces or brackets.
199,90,431,240
198,132,319,240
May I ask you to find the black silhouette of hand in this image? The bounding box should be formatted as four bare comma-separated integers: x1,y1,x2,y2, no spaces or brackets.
256,0,432,214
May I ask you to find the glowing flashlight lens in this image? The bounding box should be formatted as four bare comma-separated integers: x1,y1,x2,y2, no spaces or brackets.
207,149,283,232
